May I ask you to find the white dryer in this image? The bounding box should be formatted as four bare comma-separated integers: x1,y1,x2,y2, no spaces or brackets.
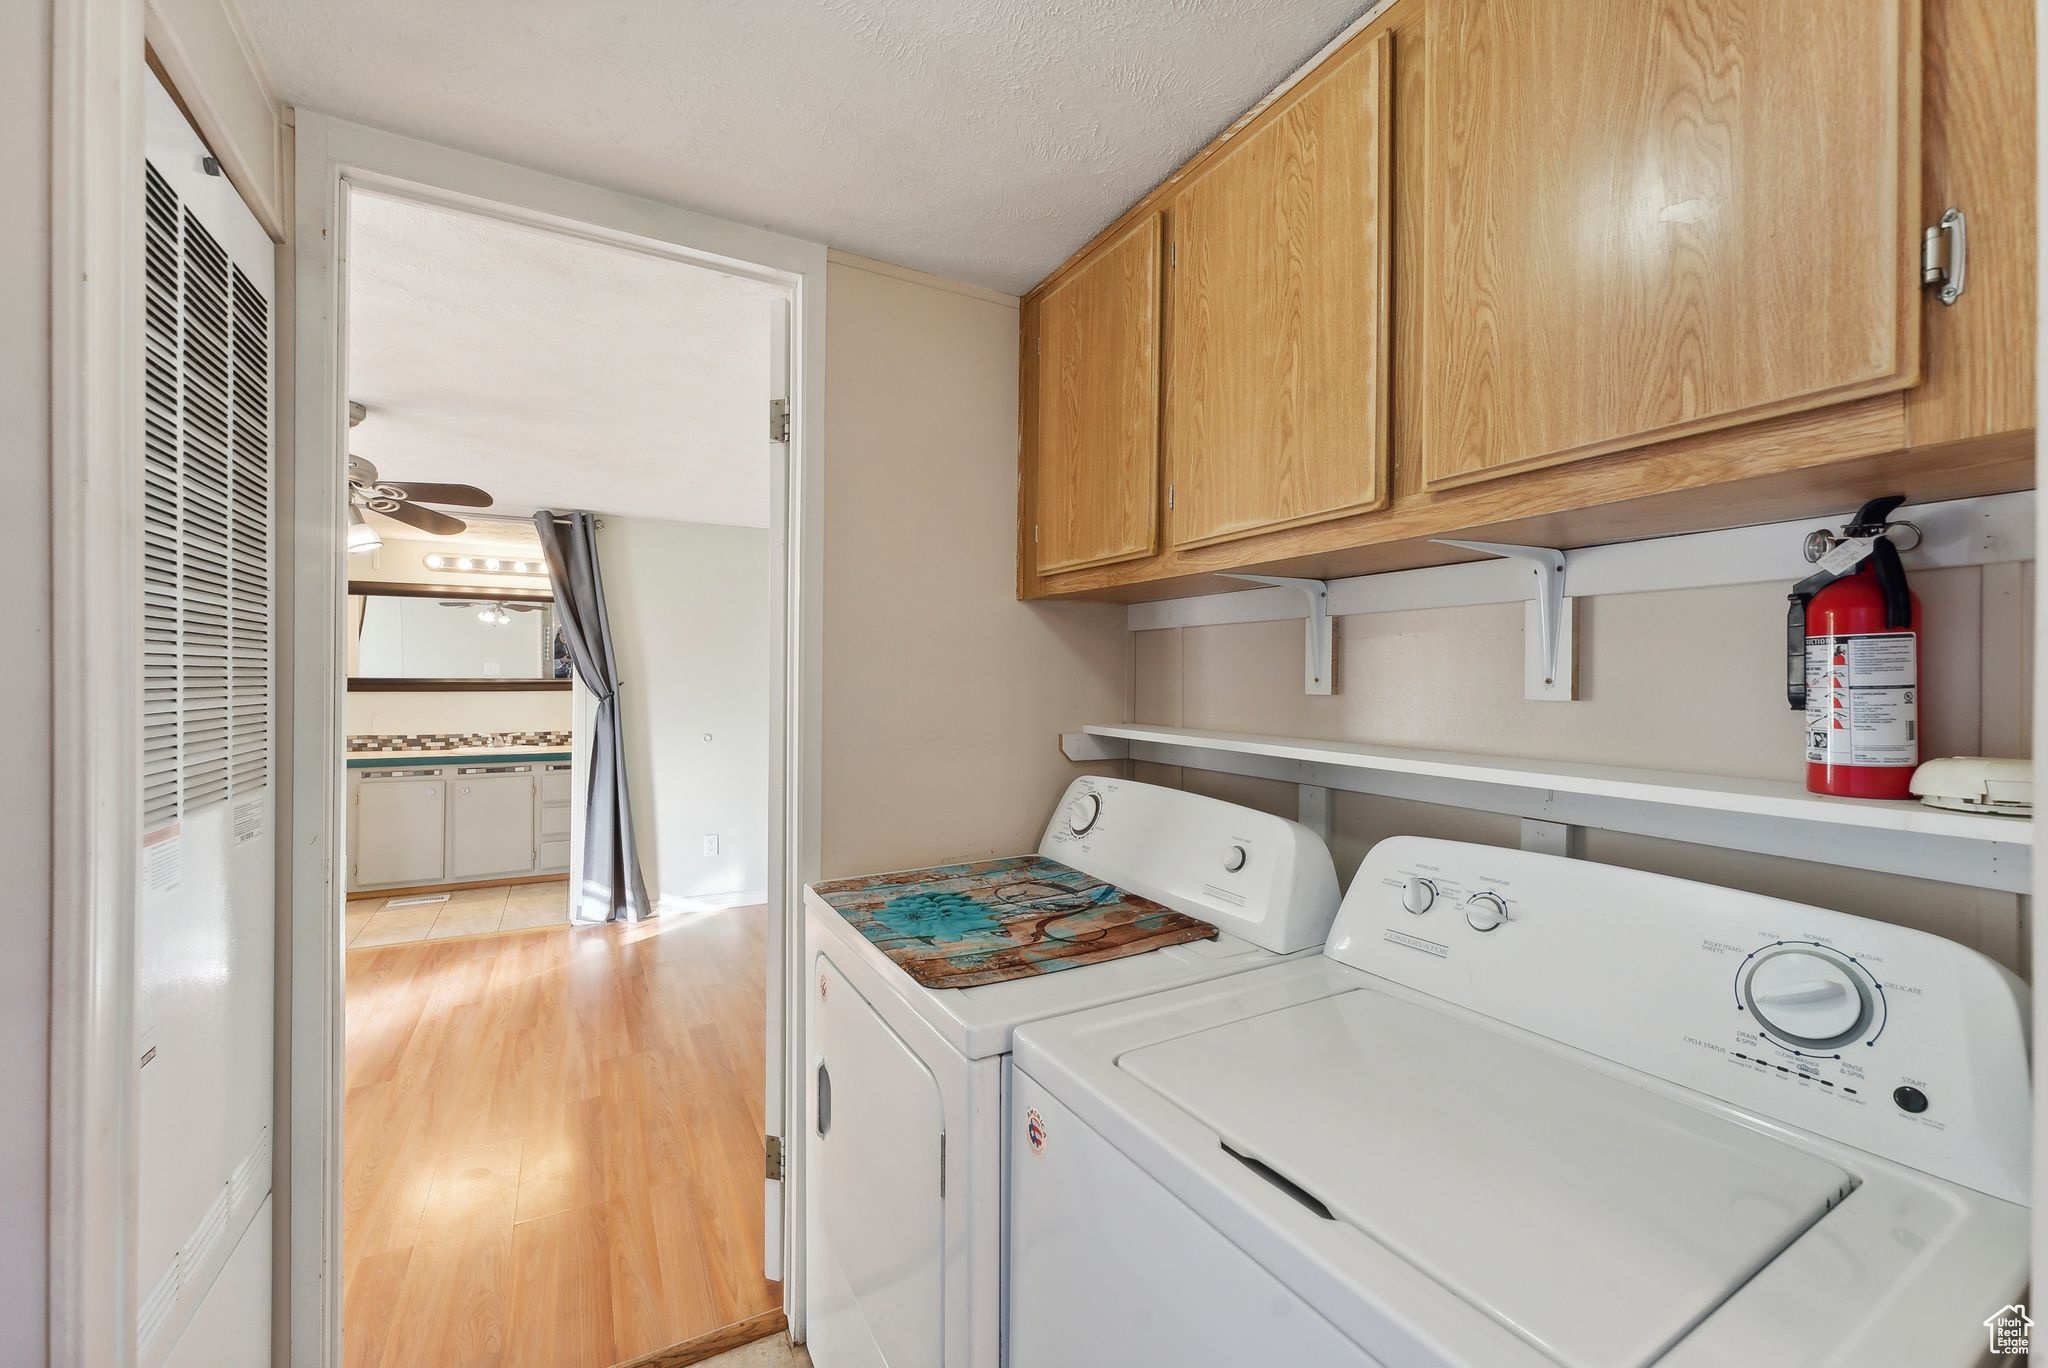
1009,837,2031,1368
803,777,1341,1368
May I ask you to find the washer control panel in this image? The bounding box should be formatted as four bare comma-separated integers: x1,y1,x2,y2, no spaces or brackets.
1326,837,2031,1205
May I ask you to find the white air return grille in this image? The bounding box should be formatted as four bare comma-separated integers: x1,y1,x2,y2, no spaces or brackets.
140,162,274,820
141,165,183,829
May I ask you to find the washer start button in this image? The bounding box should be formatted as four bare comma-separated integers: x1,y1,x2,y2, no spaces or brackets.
1893,1085,1930,1114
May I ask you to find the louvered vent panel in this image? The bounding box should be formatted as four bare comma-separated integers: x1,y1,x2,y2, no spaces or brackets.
179,210,232,810
142,165,183,829
229,265,271,794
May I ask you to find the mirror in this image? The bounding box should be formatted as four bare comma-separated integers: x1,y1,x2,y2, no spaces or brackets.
347,581,571,690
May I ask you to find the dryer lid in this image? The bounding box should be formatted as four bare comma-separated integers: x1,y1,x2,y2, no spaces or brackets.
1119,987,1856,1368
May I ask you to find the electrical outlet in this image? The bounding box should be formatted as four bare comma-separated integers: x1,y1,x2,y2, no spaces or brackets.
702,834,720,856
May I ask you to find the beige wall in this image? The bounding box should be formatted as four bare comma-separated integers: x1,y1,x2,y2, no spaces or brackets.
1136,564,2034,974
819,256,1128,877
599,515,772,904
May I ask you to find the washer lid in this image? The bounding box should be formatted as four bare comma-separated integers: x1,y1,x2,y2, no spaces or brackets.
1119,988,1856,1368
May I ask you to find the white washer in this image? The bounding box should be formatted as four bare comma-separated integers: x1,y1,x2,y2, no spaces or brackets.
1009,837,2031,1368
803,777,1341,1368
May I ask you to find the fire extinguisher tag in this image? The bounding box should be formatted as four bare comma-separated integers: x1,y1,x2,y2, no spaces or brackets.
1804,632,1919,768
1812,534,1880,579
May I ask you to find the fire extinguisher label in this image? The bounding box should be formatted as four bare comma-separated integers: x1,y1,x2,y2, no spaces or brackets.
1805,632,1918,767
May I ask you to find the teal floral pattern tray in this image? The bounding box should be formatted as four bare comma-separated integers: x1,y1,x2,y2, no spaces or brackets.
811,854,1217,989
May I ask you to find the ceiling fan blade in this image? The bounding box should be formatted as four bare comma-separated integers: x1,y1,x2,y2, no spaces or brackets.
377,502,467,536
382,481,494,509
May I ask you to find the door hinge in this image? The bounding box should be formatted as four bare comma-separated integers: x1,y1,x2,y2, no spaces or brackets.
765,1134,784,1182
1033,524,1039,544
1169,240,1178,268
1167,483,1176,510
1922,207,1966,305
768,397,791,443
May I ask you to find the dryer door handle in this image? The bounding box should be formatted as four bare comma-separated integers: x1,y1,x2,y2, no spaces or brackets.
816,1061,832,1137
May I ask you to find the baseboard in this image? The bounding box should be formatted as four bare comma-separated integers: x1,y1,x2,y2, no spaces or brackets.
656,888,768,915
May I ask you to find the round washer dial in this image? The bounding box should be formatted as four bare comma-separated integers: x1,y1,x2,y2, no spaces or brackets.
1741,948,1871,1050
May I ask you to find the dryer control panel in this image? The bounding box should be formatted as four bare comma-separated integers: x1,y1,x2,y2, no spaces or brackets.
1039,778,1340,954
1328,837,2031,1205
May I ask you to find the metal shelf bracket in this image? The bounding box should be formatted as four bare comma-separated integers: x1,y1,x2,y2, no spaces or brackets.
1432,539,1575,702
1219,573,1335,694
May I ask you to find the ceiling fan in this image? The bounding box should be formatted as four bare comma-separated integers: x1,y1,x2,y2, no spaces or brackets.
440,599,543,625
347,400,495,545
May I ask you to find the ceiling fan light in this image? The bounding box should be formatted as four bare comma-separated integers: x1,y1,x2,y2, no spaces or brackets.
477,606,495,623
347,504,381,554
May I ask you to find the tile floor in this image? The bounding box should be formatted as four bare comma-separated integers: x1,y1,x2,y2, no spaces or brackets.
345,879,569,948
695,1334,810,1367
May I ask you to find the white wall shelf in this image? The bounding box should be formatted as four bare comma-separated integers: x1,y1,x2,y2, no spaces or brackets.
1066,724,2031,893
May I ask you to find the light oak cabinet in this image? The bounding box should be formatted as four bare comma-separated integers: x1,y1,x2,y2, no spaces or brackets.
1166,33,1392,547
1017,0,2032,602
1031,213,1162,574
1421,0,1922,490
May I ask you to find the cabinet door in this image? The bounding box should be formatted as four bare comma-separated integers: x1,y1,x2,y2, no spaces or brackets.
354,776,446,887
448,772,536,880
1165,33,1392,549
1423,0,1920,489
1033,213,1162,574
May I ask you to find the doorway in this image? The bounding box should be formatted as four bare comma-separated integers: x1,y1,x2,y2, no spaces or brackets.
291,127,821,1368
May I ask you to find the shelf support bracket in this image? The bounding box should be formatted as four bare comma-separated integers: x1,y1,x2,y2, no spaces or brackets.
1432,539,1575,702
1218,574,1335,695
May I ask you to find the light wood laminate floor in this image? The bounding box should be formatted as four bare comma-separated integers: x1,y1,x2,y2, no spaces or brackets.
343,907,780,1368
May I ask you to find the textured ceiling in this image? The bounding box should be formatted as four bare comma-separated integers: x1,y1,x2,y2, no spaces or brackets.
347,188,781,529
237,0,1377,292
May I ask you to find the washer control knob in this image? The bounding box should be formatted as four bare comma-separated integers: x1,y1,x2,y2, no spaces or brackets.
1221,844,1248,873
1402,876,1437,915
1742,949,1869,1048
1465,892,1509,933
1064,792,1101,837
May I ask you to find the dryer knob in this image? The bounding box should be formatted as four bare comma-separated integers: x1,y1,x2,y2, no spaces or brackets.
1064,792,1101,836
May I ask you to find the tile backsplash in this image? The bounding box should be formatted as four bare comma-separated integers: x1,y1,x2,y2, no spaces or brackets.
347,730,573,753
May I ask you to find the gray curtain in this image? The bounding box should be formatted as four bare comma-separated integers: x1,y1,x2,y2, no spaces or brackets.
533,510,652,924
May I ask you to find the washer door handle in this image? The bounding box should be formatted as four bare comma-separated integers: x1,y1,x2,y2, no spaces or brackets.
816,1061,832,1137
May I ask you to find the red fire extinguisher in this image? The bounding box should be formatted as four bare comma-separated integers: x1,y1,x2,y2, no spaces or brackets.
1786,496,1921,799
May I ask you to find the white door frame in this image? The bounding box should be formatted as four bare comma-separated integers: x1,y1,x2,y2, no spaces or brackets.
287,114,825,1366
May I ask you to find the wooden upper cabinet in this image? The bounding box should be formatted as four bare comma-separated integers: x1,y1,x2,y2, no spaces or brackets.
1164,33,1393,550
1033,213,1162,575
1422,0,1922,489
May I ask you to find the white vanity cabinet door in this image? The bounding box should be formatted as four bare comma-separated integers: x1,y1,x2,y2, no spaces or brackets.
354,772,448,887
449,770,538,880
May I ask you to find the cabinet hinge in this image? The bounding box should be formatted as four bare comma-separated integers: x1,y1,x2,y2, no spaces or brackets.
1169,241,1178,268
768,397,791,443
765,1134,784,1182
1167,484,1176,510
1921,207,1966,305
1033,524,1039,544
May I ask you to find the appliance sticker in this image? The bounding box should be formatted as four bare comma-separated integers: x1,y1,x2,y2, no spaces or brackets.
1026,1107,1047,1155
1804,632,1917,767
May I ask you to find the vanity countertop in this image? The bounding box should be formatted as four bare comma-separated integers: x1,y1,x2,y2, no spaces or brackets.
346,746,571,769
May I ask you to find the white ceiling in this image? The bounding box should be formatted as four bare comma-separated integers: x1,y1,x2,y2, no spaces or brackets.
346,188,779,529
237,0,1377,293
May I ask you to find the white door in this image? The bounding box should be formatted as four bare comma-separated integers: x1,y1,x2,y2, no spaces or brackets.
137,66,279,1368
764,295,794,1282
